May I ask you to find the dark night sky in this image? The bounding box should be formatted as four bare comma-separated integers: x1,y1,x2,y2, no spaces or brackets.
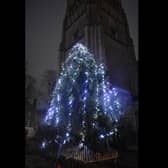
26,0,138,83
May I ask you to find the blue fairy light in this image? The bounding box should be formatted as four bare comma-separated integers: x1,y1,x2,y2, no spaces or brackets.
57,94,60,101
79,142,84,148
109,131,114,135
55,118,59,125
100,134,105,139
63,140,66,144
41,141,46,149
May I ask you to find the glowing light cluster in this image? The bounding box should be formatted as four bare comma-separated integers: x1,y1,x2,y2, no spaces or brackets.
99,129,117,140
44,43,131,146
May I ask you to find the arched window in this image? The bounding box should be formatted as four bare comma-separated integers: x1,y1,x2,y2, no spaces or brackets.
111,27,118,39
73,29,79,40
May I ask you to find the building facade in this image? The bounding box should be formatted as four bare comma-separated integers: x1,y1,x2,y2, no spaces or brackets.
58,1,138,160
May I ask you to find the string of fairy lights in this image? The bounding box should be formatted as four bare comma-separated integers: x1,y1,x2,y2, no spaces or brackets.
43,43,131,149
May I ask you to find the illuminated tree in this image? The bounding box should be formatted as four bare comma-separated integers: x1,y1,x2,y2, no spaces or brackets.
43,43,131,153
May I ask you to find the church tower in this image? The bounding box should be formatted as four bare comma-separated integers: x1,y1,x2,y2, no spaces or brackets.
59,0,138,96
57,1,138,162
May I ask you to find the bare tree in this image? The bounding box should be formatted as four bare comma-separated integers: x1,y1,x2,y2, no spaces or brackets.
43,70,57,94
41,70,57,103
25,60,38,128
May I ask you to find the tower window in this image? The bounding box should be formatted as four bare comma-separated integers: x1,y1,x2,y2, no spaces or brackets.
73,29,79,40
111,27,118,39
